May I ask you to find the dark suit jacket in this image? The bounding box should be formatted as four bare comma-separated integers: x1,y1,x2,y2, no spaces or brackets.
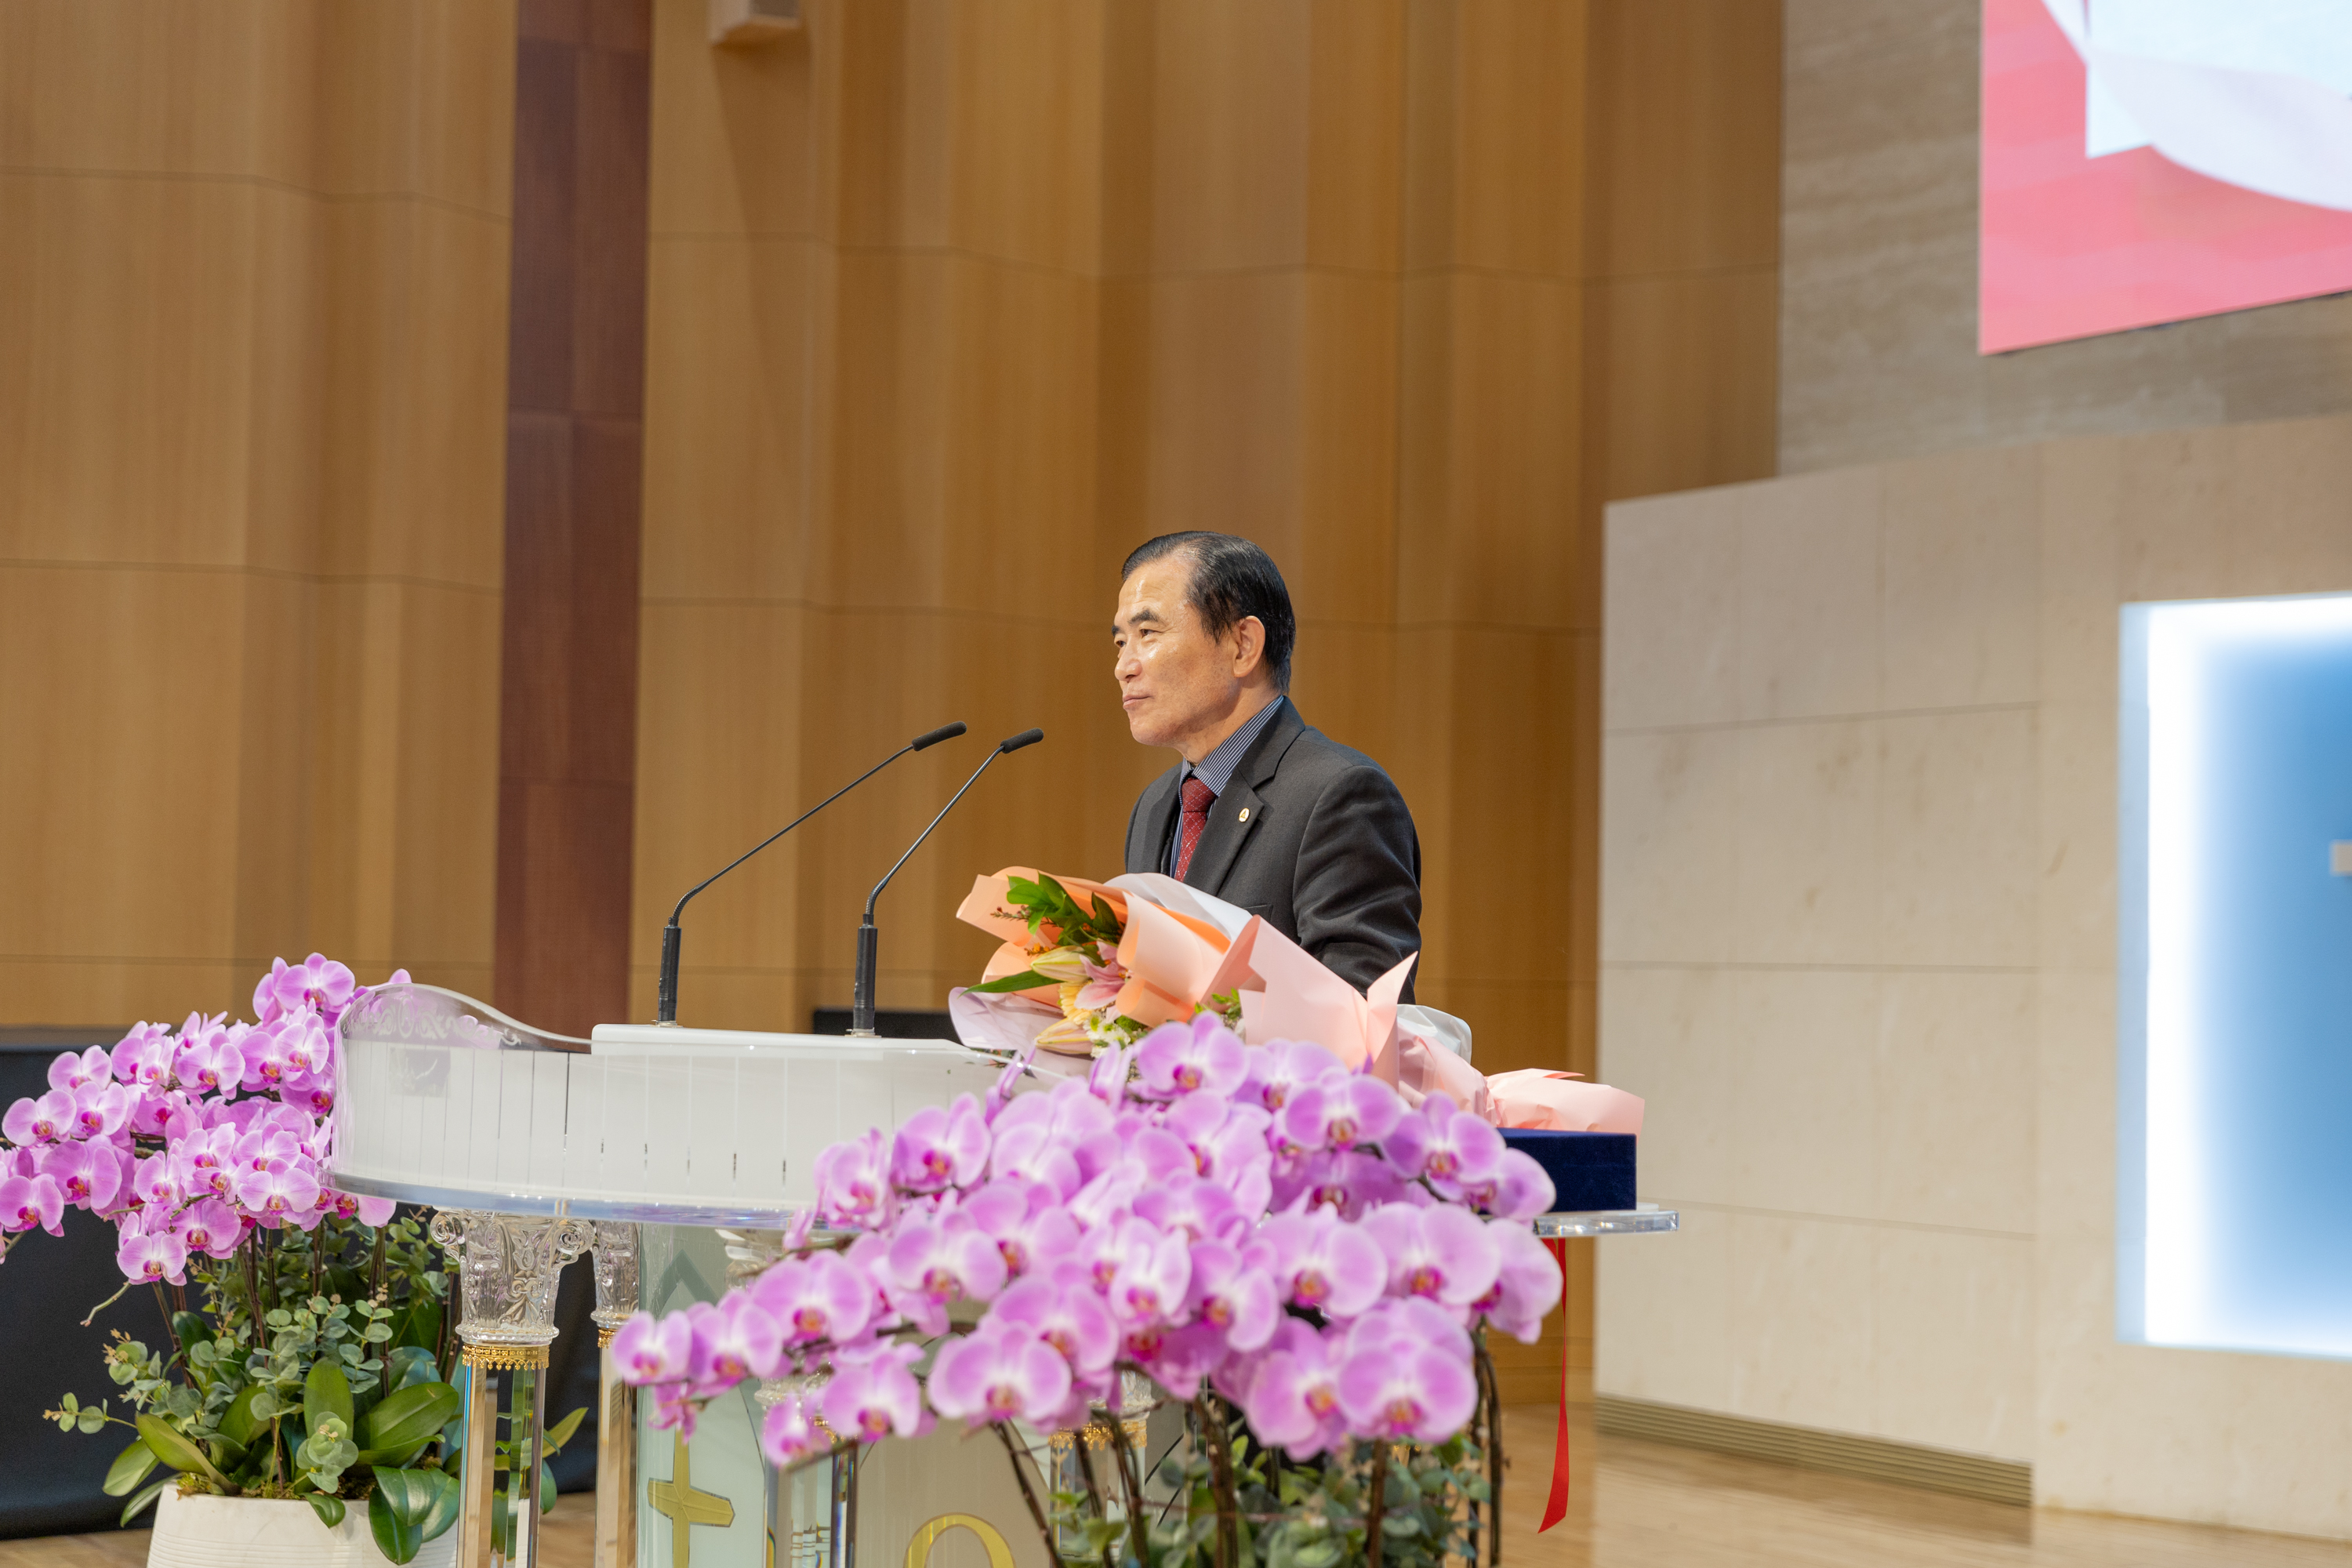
1123,701,1421,1000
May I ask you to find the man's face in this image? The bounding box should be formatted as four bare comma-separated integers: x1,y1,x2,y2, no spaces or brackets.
1112,557,1247,753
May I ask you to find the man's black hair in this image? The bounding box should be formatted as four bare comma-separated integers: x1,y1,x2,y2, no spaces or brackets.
1120,532,1297,691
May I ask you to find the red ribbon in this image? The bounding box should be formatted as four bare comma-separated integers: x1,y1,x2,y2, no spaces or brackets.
1538,1238,1570,1531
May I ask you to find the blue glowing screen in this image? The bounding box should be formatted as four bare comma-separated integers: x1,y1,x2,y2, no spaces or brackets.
2120,596,2352,1359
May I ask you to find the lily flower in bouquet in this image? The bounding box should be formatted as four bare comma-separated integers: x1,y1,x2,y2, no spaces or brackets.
3,956,583,1563
957,871,1241,1054
612,1014,1566,1568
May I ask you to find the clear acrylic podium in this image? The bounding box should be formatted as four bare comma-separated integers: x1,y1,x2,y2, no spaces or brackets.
331,985,1002,1568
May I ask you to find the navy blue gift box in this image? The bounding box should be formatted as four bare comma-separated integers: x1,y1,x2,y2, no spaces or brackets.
1498,1130,1635,1213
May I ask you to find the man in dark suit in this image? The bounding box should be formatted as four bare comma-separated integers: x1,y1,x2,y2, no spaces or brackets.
1115,532,1421,999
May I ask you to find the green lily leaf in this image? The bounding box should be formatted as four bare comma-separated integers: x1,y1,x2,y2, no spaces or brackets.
385,1295,443,1355
135,1416,225,1488
418,1465,460,1542
219,1384,263,1447
307,1494,347,1530
969,969,1056,994
360,1381,460,1460
370,1468,456,1566
304,1360,355,1436
542,1406,587,1455
102,1438,158,1497
384,1345,438,1393
119,1476,171,1527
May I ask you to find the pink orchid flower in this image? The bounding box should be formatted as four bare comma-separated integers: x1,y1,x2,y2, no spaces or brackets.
1253,1207,1385,1318
1272,1074,1403,1156
177,1199,247,1261
256,954,357,1024
0,1174,65,1235
117,1224,188,1287
108,1025,176,1090
1236,1318,1350,1459
1363,1202,1502,1312
612,1311,695,1385
234,1160,320,1223
1472,1219,1563,1344
927,1316,1073,1425
888,1094,990,1193
1183,1239,1280,1352
691,1295,784,1386
1334,1299,1479,1443
1382,1093,1505,1195
812,1128,895,1231
2,1090,74,1146
1089,1216,1190,1328
818,1341,929,1441
1133,1015,1251,1100
960,1178,1080,1279
38,1141,122,1211
748,1251,877,1351
1239,1037,1346,1114
47,1047,114,1094
884,1211,1007,1334
760,1392,830,1465
993,1269,1120,1375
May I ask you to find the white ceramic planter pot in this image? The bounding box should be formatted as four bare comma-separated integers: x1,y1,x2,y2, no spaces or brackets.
148,1486,460,1568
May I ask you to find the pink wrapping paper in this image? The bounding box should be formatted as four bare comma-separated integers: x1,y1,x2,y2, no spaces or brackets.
952,869,1645,1134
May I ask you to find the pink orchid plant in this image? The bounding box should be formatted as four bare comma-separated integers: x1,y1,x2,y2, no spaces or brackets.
6,958,495,1559
614,1014,1564,1568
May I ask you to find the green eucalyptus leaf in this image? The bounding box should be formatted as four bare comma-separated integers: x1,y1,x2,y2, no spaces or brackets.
307,1494,347,1530
119,1476,171,1527
135,1415,225,1487
102,1438,158,1497
77,1406,108,1434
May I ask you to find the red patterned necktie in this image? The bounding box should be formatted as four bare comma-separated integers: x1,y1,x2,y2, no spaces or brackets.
1175,776,1216,880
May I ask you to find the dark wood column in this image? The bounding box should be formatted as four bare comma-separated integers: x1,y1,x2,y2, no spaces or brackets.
493,0,652,1038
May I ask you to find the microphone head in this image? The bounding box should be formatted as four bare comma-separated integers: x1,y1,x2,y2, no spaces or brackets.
999,728,1046,754
911,721,967,751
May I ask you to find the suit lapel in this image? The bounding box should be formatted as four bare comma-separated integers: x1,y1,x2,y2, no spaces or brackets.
1131,766,1183,874
1182,700,1307,895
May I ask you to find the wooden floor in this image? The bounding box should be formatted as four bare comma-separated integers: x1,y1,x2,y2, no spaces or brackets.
9,1396,2348,1567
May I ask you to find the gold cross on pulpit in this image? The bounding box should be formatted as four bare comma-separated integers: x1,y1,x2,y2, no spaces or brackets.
648,1431,735,1566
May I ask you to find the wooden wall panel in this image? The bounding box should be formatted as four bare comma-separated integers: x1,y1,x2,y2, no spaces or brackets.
632,0,1780,1395
0,3,514,1026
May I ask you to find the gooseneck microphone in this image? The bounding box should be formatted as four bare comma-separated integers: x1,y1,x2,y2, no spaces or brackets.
849,728,1045,1036
655,721,967,1025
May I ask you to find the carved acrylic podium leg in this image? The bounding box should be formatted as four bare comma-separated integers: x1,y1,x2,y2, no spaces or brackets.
430,1210,594,1568
589,1222,641,1568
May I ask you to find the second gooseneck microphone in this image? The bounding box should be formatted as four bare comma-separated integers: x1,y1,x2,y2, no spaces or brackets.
849,728,1045,1036
655,721,967,1025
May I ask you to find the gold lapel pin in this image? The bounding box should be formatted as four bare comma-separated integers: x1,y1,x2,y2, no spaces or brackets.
1237,808,1250,822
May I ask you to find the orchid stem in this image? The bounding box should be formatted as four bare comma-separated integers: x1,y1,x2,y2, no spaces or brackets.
992,1422,1058,1566
1366,1439,1391,1568
1102,1406,1151,1568
1474,1337,1503,1568
1191,1393,1238,1568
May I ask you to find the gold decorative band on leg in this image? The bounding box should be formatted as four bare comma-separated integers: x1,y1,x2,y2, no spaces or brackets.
597,1326,619,1348
460,1341,553,1370
1047,1417,1149,1454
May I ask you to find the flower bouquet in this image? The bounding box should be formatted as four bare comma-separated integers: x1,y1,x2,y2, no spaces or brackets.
612,1014,1566,1568
950,869,1646,1142
5,956,582,1563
